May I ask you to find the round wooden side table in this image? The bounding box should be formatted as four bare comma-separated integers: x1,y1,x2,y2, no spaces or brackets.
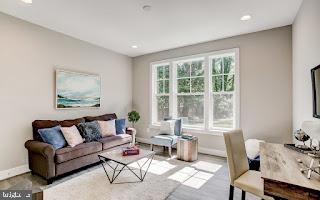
177,136,198,162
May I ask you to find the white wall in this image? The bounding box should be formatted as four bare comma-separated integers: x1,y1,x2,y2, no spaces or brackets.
293,0,320,130
132,26,293,154
0,12,132,173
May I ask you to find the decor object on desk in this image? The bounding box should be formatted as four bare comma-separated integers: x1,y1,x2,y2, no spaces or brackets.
128,110,140,128
177,135,198,162
294,129,310,150
56,70,101,109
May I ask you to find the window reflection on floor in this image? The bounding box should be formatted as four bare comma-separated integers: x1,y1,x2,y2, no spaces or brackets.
168,161,221,189
128,158,177,175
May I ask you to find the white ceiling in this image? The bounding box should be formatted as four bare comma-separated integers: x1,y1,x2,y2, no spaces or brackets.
0,0,303,57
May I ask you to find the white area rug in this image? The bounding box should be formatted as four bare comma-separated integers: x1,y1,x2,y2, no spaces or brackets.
43,155,212,200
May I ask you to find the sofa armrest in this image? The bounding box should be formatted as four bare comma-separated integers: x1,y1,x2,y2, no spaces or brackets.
25,140,55,158
25,140,56,180
126,128,136,145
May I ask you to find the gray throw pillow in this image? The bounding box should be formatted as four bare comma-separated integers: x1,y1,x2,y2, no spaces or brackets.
77,121,102,142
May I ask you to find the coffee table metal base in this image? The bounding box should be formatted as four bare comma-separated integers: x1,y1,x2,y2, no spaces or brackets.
98,154,154,184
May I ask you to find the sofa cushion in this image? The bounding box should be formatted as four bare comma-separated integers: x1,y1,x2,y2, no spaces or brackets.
115,118,126,135
99,134,131,150
85,113,117,122
55,142,102,163
32,118,85,141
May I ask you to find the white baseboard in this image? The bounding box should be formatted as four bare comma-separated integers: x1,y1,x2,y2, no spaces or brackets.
136,137,226,158
0,165,30,181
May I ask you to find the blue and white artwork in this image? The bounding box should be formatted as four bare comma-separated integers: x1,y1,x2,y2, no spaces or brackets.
56,70,101,109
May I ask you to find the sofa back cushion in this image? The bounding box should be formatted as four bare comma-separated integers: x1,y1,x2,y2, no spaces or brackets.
32,118,85,141
85,113,117,122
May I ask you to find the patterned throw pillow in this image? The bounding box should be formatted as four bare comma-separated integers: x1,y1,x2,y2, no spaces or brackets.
38,125,66,150
159,120,176,135
97,120,116,137
77,121,102,142
60,125,84,147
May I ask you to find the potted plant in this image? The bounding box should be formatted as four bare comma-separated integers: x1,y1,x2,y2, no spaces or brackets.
128,110,140,128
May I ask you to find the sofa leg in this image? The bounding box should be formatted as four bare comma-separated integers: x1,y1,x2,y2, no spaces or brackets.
229,185,234,200
168,146,172,157
47,178,54,185
150,144,154,151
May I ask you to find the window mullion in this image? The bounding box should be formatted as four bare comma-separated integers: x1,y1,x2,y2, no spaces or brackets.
170,62,177,118
204,56,210,130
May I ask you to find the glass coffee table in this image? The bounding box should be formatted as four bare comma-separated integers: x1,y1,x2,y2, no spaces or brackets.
98,148,155,184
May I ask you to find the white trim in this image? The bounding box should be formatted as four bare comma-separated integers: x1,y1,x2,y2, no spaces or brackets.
198,147,226,157
136,137,226,157
0,165,30,181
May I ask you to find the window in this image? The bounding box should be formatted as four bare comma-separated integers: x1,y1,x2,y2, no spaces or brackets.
176,59,205,127
151,48,239,132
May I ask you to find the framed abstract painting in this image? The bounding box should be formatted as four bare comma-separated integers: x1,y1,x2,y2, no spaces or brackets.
56,70,101,109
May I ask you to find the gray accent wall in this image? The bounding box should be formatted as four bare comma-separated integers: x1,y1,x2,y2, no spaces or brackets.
0,12,132,172
132,26,293,154
293,0,320,130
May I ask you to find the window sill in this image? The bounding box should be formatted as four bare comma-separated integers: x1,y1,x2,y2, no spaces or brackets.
149,124,231,136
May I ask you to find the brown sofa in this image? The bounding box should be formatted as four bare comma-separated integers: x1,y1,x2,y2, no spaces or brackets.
24,113,134,184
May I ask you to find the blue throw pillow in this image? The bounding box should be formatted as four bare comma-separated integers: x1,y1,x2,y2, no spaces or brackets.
38,125,66,150
164,117,182,136
115,118,126,135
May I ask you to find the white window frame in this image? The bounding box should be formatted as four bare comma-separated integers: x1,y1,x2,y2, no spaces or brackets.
150,48,240,135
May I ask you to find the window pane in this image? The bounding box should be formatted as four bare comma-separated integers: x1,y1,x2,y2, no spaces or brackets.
177,95,204,127
177,63,190,78
191,77,204,92
157,96,169,121
191,61,204,76
212,58,222,74
224,74,234,92
157,66,164,79
164,80,169,93
157,80,164,94
213,94,234,129
223,56,235,74
164,65,170,79
212,75,223,92
178,78,190,93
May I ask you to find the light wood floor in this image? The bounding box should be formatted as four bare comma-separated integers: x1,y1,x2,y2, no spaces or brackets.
0,143,259,200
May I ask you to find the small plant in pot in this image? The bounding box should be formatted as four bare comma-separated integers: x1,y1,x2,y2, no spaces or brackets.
128,110,140,128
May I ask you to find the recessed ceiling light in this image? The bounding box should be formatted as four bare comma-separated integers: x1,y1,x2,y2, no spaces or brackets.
21,0,32,4
131,45,138,49
142,5,152,11
241,15,251,21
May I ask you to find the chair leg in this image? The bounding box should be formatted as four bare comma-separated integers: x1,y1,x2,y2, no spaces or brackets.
229,185,234,200
168,146,172,157
150,144,154,151
241,190,246,200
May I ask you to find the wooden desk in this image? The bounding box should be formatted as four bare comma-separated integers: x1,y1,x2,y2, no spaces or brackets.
260,143,320,200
